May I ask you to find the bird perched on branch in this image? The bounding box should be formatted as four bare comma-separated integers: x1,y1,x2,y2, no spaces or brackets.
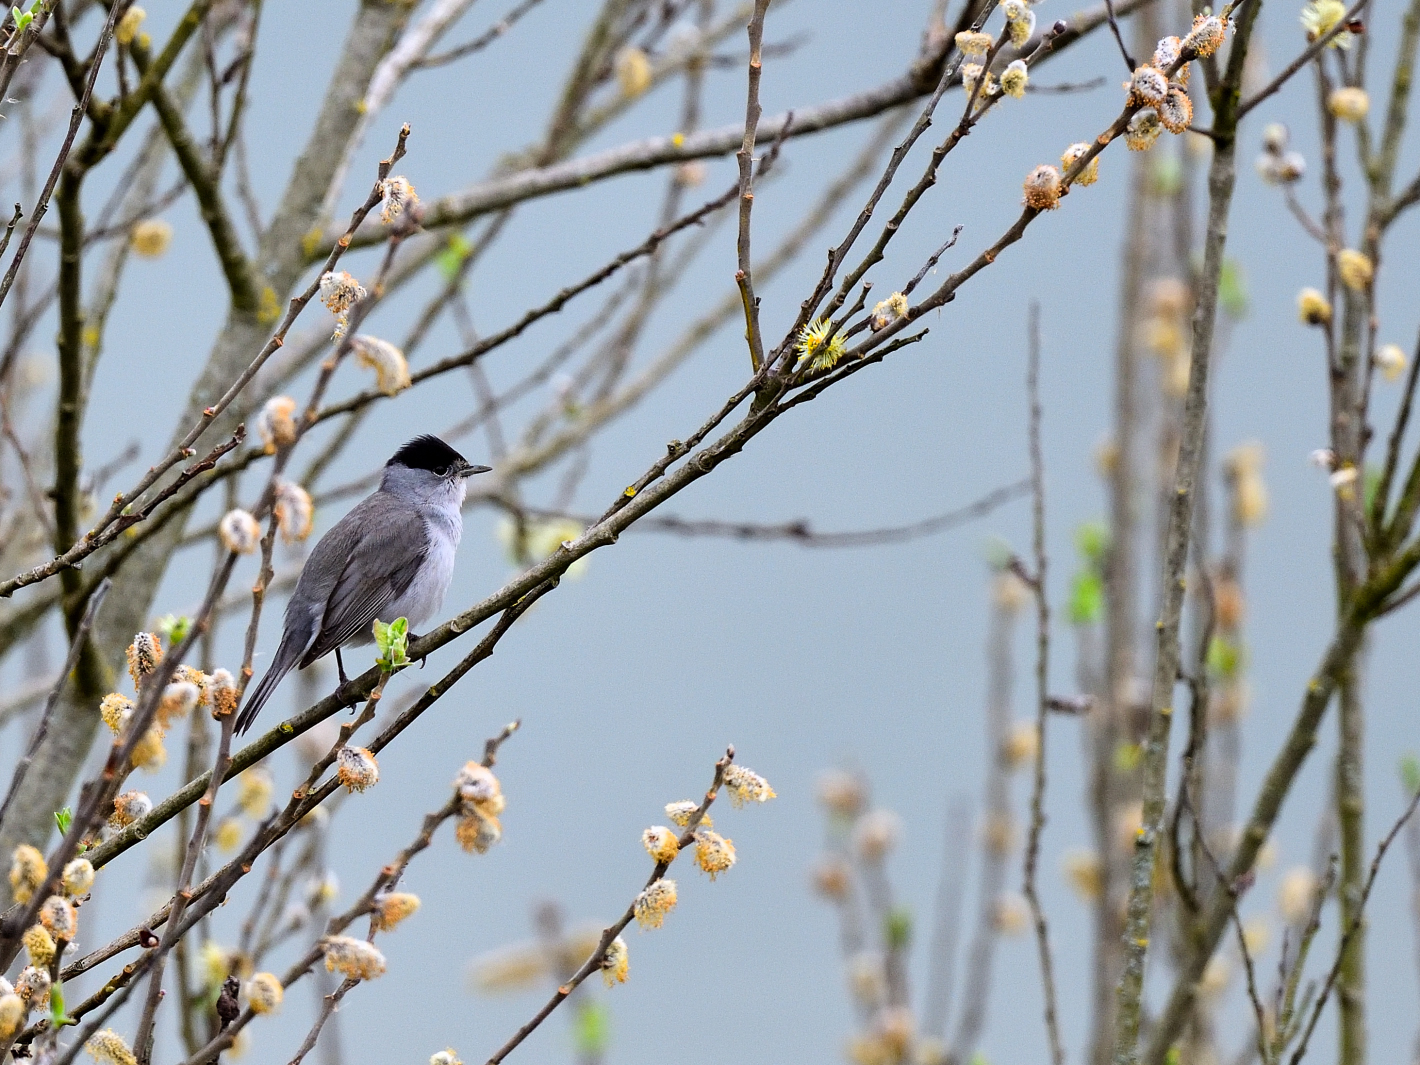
236,435,491,734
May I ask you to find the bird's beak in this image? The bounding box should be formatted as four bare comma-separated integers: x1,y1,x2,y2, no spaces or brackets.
460,463,493,478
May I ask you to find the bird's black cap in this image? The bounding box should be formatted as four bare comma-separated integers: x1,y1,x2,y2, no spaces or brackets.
387,434,469,472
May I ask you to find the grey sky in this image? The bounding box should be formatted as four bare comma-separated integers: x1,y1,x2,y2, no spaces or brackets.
3,0,1419,1062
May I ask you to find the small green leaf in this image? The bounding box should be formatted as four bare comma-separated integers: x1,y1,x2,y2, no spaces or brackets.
1075,520,1110,568
1069,570,1104,626
1400,753,1420,798
373,616,409,670
1207,635,1243,679
970,1053,991,1065
49,982,67,1027
885,905,913,950
1219,258,1249,320
573,1000,610,1057
55,807,73,835
434,233,473,282
1165,1049,1182,1065
156,613,191,646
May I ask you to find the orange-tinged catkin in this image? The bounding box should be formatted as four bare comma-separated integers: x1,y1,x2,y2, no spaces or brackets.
642,826,680,863
600,937,629,986
1184,14,1227,57
372,891,420,931
110,790,152,829
1023,165,1063,210
1158,87,1193,134
100,692,134,733
126,632,163,687
633,878,678,929
1126,109,1162,151
693,830,736,880
175,665,211,706
209,669,239,719
274,481,314,543
322,935,386,980
39,895,78,940
336,746,379,792
16,965,50,1010
812,856,852,899
1061,143,1100,186
158,680,199,729
255,396,298,454
380,176,418,224
130,726,167,772
245,972,284,1015
456,813,501,854
453,762,503,817
1129,65,1168,106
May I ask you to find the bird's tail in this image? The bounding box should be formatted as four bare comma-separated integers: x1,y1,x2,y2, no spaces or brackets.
234,626,308,735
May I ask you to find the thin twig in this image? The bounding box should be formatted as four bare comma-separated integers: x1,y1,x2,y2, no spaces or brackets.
1237,0,1370,117
0,0,122,315
1288,784,1420,1065
734,0,772,372
484,746,736,1065
507,478,1028,548
411,0,547,69
1021,301,1064,1065
1103,0,1137,70
0,126,411,599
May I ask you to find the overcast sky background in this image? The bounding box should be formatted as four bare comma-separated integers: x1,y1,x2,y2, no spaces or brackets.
4,0,1420,1062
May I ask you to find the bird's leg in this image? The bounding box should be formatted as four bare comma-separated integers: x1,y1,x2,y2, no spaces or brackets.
335,648,349,687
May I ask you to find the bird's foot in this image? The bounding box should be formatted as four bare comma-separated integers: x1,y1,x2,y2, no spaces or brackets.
408,632,428,668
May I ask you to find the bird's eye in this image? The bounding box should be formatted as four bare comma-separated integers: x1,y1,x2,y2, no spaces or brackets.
433,465,450,477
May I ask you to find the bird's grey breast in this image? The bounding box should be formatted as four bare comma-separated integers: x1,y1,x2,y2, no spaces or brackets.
383,504,461,628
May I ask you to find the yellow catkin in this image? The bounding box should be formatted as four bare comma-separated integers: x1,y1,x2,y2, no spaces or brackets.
129,218,171,257
693,831,736,880
245,972,283,1015
85,1029,138,1065
722,765,776,807
642,826,680,863
600,937,629,986
372,892,420,931
9,844,47,904
633,878,678,929
0,994,24,1040
23,925,55,967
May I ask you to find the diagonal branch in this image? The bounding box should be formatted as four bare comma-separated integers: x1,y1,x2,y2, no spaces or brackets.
332,0,1160,255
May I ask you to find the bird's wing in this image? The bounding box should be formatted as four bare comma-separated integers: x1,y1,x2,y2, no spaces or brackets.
298,493,430,667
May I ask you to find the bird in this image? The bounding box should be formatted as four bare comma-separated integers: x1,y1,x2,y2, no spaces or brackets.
235,435,491,734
